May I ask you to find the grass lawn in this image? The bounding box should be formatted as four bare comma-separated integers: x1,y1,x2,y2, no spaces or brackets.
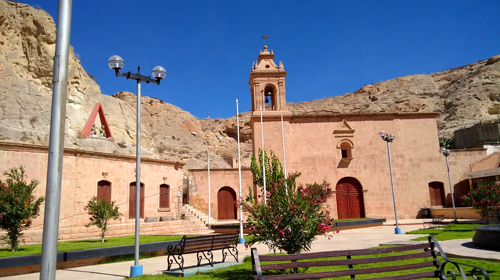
0,235,192,258
132,251,500,280
406,223,483,241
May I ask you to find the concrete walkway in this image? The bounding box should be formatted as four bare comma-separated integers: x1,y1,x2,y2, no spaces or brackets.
3,220,499,280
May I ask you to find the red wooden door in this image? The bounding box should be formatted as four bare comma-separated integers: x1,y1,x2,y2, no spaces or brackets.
217,187,236,220
336,178,365,219
129,182,145,219
429,182,445,206
97,180,111,202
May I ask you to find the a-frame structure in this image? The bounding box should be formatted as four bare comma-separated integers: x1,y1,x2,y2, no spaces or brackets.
80,103,113,138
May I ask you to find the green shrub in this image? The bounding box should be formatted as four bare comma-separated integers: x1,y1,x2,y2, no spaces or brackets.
0,166,44,251
241,149,334,254
461,180,500,224
84,197,122,242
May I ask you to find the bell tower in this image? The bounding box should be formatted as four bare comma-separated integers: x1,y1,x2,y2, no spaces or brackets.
249,43,288,114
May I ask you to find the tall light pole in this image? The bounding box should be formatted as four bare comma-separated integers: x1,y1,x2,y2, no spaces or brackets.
192,132,221,226
108,55,166,278
441,147,458,224
207,136,222,226
379,131,401,234
40,1,72,279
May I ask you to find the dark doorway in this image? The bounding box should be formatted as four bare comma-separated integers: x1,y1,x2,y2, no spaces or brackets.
217,187,237,220
97,180,111,202
129,182,145,219
159,184,170,208
428,182,445,206
336,177,365,219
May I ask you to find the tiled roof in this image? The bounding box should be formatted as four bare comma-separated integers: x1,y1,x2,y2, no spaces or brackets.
471,152,500,172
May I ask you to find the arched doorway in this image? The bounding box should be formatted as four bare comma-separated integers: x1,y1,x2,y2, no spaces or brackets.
336,177,365,219
217,187,237,220
428,182,445,206
97,180,111,202
129,182,145,219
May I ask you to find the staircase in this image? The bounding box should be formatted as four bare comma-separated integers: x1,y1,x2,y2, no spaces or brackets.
182,204,216,226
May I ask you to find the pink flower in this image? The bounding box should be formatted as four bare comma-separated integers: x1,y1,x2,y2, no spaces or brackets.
0,215,3,219
336,229,340,233
303,217,306,220
244,243,249,249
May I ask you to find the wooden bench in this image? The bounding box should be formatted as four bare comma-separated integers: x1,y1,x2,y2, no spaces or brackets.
251,236,489,279
166,233,239,271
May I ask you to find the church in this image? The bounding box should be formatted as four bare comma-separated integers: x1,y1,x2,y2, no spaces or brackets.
187,44,487,223
0,44,489,245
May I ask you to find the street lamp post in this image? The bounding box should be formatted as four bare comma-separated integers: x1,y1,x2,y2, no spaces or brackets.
441,147,458,224
206,137,222,226
108,55,166,278
191,132,221,226
379,131,401,234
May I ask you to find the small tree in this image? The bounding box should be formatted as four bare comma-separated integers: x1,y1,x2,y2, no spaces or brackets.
462,180,500,224
84,197,122,242
241,150,334,255
0,166,44,251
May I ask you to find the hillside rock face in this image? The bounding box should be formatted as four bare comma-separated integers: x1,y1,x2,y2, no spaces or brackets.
1,1,499,171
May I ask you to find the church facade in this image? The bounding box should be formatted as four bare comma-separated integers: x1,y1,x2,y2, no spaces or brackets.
189,45,487,222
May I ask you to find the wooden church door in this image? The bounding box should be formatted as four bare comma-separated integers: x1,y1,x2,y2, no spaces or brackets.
336,177,365,219
129,182,145,219
217,187,236,220
428,182,445,206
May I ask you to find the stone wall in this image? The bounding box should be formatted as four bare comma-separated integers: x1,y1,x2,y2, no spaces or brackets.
0,142,187,243
246,112,487,220
188,168,253,221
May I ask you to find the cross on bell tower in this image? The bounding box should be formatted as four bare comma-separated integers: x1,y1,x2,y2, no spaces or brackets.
248,39,287,114
261,33,269,47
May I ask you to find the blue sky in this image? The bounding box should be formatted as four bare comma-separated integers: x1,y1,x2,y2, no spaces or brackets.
21,1,500,119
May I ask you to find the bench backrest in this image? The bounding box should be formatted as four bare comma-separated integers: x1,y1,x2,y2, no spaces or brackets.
252,239,441,279
182,233,238,254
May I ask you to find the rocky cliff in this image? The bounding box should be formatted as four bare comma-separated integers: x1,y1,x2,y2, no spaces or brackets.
1,1,499,170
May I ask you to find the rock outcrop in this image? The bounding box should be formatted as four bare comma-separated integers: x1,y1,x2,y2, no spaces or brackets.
1,1,499,171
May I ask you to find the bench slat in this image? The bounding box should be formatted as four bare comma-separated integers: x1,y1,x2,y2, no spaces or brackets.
258,243,430,262
260,251,434,271
259,261,436,280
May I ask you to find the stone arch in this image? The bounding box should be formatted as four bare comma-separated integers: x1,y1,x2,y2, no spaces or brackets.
336,177,365,219
263,84,278,110
217,186,237,220
337,139,354,159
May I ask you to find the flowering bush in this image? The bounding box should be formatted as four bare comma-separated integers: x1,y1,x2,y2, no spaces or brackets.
241,150,334,254
84,196,122,242
462,180,500,224
0,166,44,251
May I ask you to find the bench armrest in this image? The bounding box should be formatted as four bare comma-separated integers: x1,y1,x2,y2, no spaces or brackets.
429,236,490,280
251,248,263,280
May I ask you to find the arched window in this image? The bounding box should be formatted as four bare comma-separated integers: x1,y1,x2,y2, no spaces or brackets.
264,85,277,110
159,184,170,209
97,180,111,202
338,139,354,161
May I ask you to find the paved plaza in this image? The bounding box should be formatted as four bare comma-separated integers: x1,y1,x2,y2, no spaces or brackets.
3,220,499,280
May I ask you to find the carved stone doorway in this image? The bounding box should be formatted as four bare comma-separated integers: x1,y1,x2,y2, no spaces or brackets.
336,177,365,219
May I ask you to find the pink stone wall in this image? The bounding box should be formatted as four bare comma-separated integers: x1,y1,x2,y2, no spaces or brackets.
188,168,254,220
244,113,487,220
0,143,185,241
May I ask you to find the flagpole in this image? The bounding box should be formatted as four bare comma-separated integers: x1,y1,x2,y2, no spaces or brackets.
236,100,245,244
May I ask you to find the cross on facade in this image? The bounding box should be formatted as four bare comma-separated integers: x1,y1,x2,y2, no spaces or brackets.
261,33,269,46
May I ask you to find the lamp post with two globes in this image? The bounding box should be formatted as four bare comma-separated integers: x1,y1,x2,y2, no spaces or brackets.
379,131,401,234
441,147,458,224
108,55,166,278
